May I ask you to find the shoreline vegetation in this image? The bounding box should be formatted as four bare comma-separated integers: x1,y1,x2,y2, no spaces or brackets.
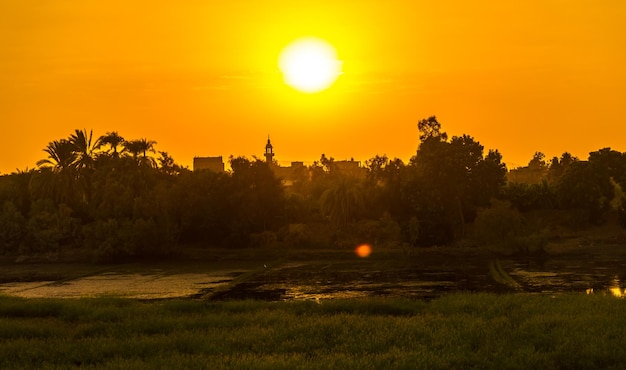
2,216,625,265
1,293,625,369
2,118,626,263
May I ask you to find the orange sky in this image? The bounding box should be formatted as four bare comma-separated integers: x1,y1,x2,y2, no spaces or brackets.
1,1,625,174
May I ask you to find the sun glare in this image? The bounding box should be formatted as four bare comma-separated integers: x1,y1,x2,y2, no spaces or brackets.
279,37,342,93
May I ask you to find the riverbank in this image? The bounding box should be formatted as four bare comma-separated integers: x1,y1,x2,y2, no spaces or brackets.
2,220,626,300
1,242,624,300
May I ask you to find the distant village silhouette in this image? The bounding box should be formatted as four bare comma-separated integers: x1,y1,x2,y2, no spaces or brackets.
193,137,365,184
193,138,557,186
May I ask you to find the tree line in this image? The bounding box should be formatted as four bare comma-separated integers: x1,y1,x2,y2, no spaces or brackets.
1,118,625,261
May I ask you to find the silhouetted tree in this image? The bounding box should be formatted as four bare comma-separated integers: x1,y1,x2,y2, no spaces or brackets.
37,139,76,172
228,157,284,246
157,151,185,176
471,149,507,206
407,118,507,244
548,152,578,183
97,131,125,158
0,201,25,253
169,169,231,244
503,180,556,212
137,139,157,160
123,138,157,167
34,139,80,206
365,155,389,184
556,160,614,224
0,170,32,216
528,151,546,169
417,116,447,143
320,177,365,228
122,140,141,159
589,148,626,186
320,154,336,174
69,129,99,171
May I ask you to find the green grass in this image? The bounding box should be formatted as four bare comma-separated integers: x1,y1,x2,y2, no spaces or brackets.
0,294,625,369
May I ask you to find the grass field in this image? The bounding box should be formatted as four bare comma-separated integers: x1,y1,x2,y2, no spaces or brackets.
1,293,625,369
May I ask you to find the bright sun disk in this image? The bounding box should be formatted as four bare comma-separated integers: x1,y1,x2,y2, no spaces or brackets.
279,37,342,93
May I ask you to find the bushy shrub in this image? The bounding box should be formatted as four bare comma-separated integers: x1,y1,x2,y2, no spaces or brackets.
474,200,523,246
83,217,176,262
0,201,25,254
502,181,556,212
511,233,548,255
405,216,420,246
21,201,80,254
279,222,333,249
249,231,278,248
282,223,306,246
82,218,131,262
473,200,548,255
619,202,626,229
351,213,403,248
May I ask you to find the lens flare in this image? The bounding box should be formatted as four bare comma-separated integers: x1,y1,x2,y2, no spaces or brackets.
355,244,372,258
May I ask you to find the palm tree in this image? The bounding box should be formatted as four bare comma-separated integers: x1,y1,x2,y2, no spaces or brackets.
37,139,76,173
69,129,99,171
96,131,125,158
320,177,366,228
34,139,78,204
122,140,141,158
123,138,157,167
36,129,99,206
137,138,157,159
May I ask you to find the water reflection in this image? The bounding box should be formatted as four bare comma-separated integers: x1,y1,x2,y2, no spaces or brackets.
609,276,623,297
585,276,624,297
507,258,626,299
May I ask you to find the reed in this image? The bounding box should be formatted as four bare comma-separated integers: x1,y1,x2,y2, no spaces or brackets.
0,293,625,369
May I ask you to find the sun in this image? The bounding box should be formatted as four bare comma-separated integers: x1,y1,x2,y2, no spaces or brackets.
278,37,342,93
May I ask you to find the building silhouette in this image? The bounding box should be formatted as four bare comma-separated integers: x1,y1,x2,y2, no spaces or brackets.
193,156,224,172
264,137,274,164
193,138,366,181
333,159,365,178
264,137,305,186
264,138,365,184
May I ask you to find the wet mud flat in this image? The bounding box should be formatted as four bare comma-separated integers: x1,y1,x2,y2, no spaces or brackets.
506,256,626,296
208,258,502,301
0,262,248,299
207,249,626,301
1,248,625,300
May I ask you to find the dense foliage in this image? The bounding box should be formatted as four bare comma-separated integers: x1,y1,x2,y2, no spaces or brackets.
1,120,625,261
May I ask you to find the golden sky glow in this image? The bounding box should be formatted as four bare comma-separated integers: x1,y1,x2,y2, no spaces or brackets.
1,1,625,173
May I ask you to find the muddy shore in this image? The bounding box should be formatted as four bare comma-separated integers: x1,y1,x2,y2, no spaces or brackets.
1,240,625,300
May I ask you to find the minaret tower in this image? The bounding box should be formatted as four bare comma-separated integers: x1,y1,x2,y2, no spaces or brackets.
264,136,274,165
